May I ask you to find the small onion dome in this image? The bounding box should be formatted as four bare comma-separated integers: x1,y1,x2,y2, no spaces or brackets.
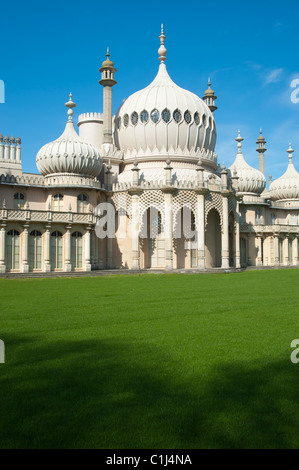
203,79,216,98
228,131,266,195
101,48,115,68
36,94,102,177
269,144,299,201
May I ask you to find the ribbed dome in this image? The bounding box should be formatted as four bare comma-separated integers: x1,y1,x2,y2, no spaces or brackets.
229,132,266,195
270,144,299,201
36,95,102,177
114,30,216,166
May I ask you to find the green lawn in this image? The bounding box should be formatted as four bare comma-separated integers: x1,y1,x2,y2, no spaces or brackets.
1,270,299,449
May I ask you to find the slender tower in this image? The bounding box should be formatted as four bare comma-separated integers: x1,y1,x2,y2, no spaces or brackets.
203,79,217,113
99,48,117,146
256,129,267,176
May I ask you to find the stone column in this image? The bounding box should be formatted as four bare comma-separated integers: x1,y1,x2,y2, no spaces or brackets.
235,200,241,268
273,235,280,266
196,191,206,269
221,193,230,269
0,226,6,273
257,234,263,266
64,228,72,272
85,228,91,271
131,193,140,270
44,226,51,272
284,237,290,266
105,196,113,269
293,236,299,266
164,191,173,270
21,225,29,273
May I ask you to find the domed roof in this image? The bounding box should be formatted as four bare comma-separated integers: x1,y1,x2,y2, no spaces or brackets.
228,131,266,195
269,144,299,201
114,27,216,166
36,94,102,177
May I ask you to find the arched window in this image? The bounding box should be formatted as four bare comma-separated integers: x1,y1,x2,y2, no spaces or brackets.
6,229,20,270
52,194,64,211
51,231,63,269
29,230,42,270
77,194,88,213
255,209,261,224
71,232,83,269
13,193,25,209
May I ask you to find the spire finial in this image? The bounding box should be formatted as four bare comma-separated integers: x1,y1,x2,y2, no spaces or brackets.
65,92,76,121
106,47,110,58
158,24,167,63
235,130,244,153
287,142,294,161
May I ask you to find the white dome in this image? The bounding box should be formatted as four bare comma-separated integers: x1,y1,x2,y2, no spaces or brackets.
36,95,102,177
229,132,266,195
114,32,216,166
270,145,299,201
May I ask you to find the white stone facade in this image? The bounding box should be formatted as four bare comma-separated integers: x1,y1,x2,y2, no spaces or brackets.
0,29,298,274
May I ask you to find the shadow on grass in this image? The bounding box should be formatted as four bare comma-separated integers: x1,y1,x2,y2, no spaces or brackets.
1,334,299,448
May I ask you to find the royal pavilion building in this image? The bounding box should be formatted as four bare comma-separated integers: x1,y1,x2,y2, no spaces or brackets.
0,28,298,274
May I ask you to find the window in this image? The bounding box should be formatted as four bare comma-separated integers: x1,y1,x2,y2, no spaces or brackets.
51,231,63,269
71,232,83,269
29,230,42,270
271,213,276,225
240,209,246,224
140,110,149,123
184,110,192,124
77,194,88,213
255,209,261,224
291,214,297,225
131,111,138,126
6,230,20,270
202,114,206,126
123,114,129,127
150,109,160,123
52,194,64,211
173,109,182,123
162,108,171,123
13,193,25,209
194,112,200,125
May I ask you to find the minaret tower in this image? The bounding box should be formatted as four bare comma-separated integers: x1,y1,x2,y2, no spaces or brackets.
99,48,117,146
203,79,217,113
256,129,267,176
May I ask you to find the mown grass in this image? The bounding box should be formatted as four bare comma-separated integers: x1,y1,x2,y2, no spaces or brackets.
1,270,299,448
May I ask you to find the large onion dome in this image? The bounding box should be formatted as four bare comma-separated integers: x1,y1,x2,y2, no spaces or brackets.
269,144,299,201
36,94,102,177
229,131,266,195
114,26,217,167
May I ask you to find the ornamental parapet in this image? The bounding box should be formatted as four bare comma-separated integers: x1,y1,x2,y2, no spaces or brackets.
0,209,98,225
240,223,299,234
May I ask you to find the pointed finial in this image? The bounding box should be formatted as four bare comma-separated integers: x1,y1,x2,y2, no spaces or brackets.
65,92,76,121
287,142,294,161
158,24,167,63
235,130,244,153
208,77,211,87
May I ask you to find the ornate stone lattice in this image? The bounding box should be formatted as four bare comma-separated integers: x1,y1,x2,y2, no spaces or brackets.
172,190,197,233
138,190,165,230
111,192,132,218
204,192,223,228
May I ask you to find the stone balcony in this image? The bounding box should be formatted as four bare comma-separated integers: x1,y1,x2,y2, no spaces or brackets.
240,223,299,234
0,208,97,225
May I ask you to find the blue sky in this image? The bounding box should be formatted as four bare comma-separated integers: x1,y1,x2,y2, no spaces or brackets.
0,0,298,181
